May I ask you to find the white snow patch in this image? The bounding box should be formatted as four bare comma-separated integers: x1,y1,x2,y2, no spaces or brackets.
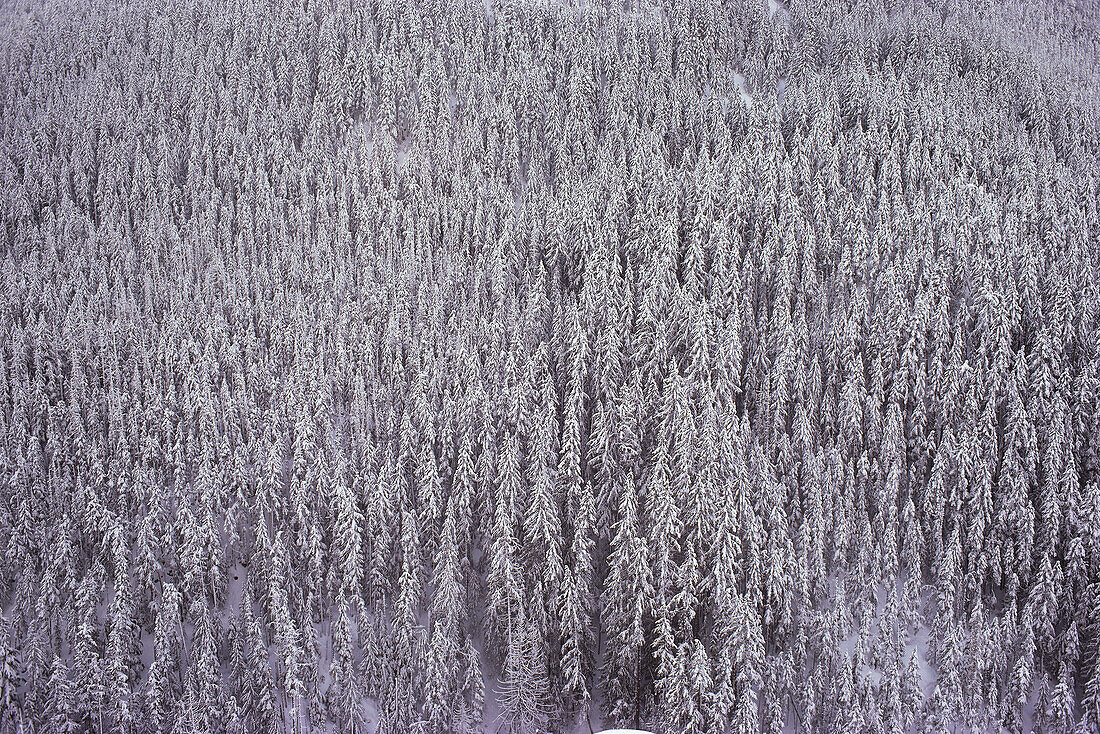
733,72,753,107
226,563,246,613
768,0,791,21
396,138,414,170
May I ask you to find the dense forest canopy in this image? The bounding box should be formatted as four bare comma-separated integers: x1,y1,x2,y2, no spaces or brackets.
0,0,1099,732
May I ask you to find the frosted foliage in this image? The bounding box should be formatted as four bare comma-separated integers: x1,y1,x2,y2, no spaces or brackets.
0,0,1099,733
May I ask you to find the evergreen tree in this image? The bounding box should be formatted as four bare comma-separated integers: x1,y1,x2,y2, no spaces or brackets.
498,612,552,734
